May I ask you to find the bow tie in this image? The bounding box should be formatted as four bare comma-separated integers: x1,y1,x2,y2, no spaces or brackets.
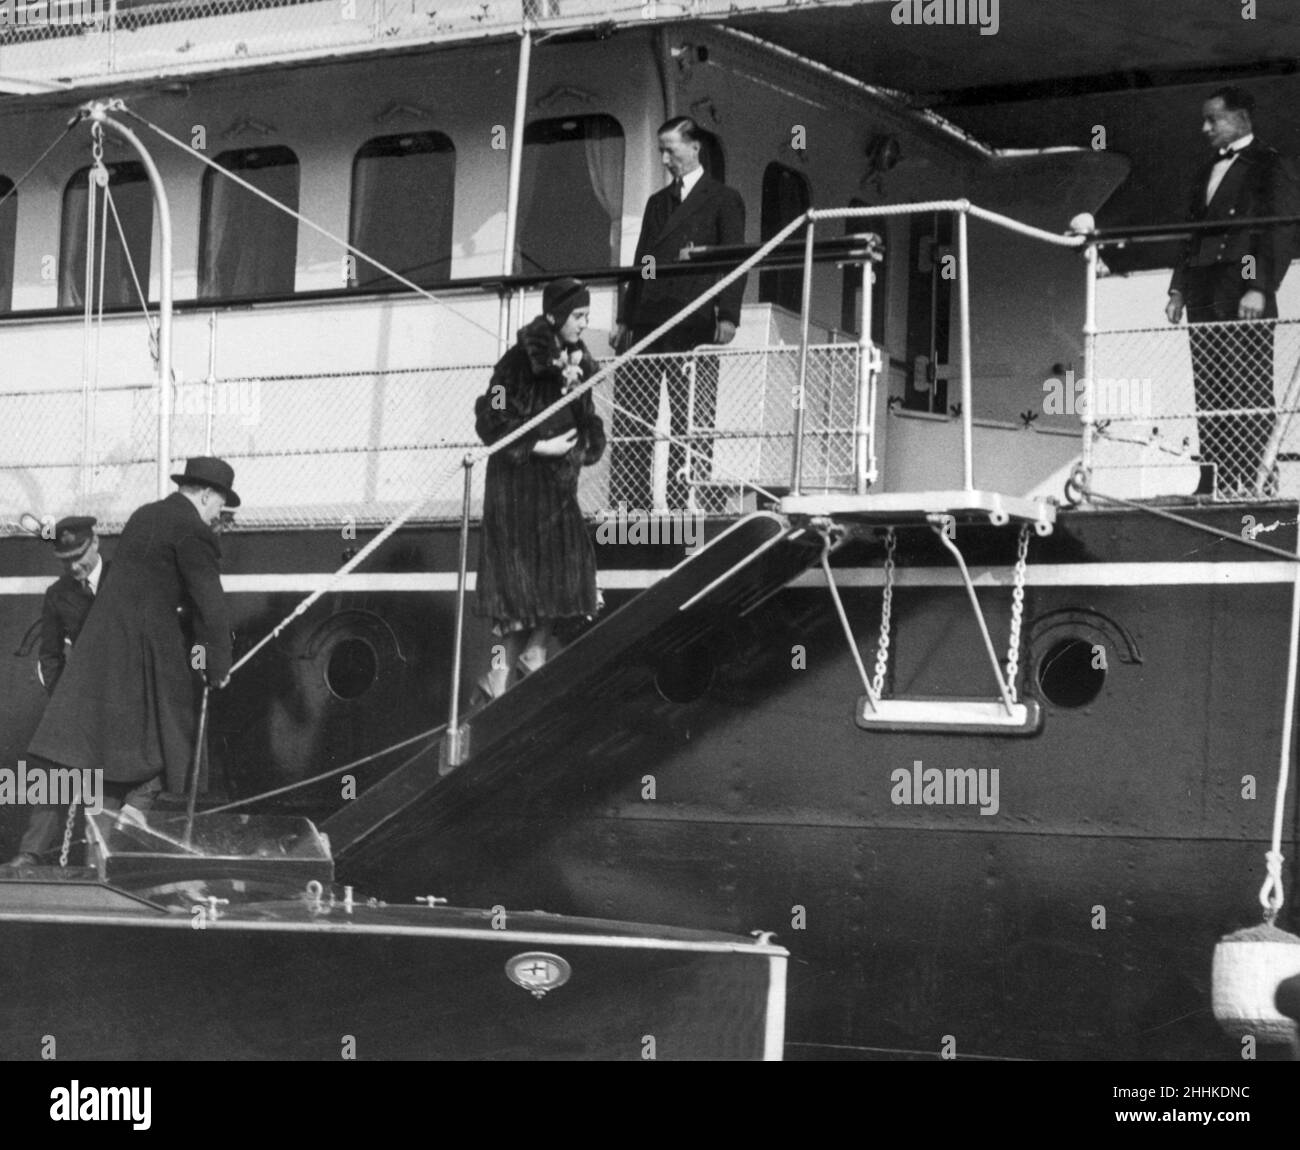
1217,146,1241,159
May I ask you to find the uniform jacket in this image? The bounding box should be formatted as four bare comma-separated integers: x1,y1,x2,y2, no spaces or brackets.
1169,139,1300,298
28,492,232,790
618,173,747,334
38,561,109,694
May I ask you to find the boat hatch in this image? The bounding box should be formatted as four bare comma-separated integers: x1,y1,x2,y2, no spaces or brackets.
86,811,334,891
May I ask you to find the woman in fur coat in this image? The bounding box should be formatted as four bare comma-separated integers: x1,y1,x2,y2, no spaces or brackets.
472,277,606,700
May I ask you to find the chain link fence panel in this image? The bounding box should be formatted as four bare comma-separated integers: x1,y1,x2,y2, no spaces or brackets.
1089,318,1300,501
0,0,794,87
0,344,861,534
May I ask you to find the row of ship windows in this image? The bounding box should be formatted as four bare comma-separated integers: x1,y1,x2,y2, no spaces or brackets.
0,114,822,313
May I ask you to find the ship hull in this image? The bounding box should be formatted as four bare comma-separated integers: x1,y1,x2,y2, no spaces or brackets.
2,500,1297,1059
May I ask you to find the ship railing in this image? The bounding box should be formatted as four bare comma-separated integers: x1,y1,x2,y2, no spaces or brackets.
0,346,861,533
1079,215,1300,504
0,0,788,89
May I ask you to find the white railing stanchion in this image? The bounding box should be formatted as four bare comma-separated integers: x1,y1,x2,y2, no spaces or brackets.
790,215,816,495
857,246,877,493
443,456,476,771
1081,242,1098,480
93,104,174,500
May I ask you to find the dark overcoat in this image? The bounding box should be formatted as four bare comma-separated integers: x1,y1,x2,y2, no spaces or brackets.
618,173,747,338
474,315,606,628
38,561,109,694
28,492,232,791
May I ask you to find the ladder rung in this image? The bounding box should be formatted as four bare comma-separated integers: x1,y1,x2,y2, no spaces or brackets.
855,696,1042,735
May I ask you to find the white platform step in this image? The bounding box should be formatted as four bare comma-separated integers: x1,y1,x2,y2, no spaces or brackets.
856,695,1043,735
779,490,1056,534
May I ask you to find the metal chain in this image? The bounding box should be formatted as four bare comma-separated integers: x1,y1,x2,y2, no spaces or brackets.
58,799,78,868
871,529,897,698
1004,524,1031,704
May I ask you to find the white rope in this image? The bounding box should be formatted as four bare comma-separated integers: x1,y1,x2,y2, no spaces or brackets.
104,180,160,361
1259,528,1300,921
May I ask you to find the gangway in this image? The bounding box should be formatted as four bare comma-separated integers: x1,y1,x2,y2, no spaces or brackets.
321,512,824,881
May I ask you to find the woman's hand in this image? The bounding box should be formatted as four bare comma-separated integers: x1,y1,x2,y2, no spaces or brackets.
560,363,584,389
533,429,579,458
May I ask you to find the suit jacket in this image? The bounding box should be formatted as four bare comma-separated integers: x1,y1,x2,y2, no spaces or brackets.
619,172,747,335
38,561,109,695
1169,139,1300,298
29,493,232,789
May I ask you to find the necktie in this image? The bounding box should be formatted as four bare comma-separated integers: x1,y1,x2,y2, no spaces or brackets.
672,177,684,204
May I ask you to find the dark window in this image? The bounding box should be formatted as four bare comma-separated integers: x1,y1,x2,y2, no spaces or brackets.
60,162,153,309
517,115,624,274
759,162,810,313
199,146,299,300
349,132,455,290
903,212,953,414
0,177,14,313
840,199,887,343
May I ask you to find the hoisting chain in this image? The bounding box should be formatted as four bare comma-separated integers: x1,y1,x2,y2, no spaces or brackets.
871,528,896,699
1004,524,1031,704
58,799,78,868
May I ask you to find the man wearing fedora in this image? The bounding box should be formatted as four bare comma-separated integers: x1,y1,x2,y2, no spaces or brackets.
4,517,108,866
25,458,239,815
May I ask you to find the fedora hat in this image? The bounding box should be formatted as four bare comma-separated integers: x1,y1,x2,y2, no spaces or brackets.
171,456,241,508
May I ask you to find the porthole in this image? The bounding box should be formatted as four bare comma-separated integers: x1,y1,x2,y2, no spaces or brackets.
653,643,716,704
325,637,378,701
1036,637,1105,708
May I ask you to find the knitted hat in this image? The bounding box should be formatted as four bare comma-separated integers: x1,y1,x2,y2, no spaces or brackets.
542,277,590,326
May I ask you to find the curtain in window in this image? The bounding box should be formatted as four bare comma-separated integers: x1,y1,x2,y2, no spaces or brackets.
350,134,455,289
200,149,299,300
584,117,625,264
60,164,153,310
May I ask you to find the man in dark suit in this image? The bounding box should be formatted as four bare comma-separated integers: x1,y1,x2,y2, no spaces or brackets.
25,458,238,816
1166,86,1300,497
4,517,107,866
610,116,746,511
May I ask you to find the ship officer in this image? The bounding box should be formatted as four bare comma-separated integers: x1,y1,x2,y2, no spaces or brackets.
4,517,106,867
1166,86,1300,497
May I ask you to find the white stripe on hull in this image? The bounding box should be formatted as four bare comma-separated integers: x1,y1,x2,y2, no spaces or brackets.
0,561,1293,597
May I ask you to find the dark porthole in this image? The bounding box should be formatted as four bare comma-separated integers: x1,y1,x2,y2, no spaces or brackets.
1036,637,1105,708
653,644,716,704
325,637,378,700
